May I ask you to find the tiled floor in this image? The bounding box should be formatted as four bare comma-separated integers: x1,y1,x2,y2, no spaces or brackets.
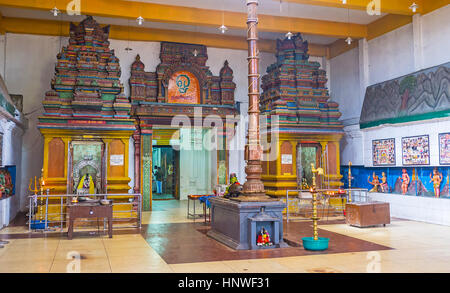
1,199,450,273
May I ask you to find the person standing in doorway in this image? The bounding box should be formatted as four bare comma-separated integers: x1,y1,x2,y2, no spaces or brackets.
154,166,162,194
157,167,164,194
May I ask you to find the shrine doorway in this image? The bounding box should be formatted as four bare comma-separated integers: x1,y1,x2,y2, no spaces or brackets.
296,143,322,189
152,146,179,200
68,140,106,195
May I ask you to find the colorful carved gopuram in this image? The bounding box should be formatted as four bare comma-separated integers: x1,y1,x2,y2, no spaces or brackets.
260,33,344,197
37,16,135,202
129,42,238,210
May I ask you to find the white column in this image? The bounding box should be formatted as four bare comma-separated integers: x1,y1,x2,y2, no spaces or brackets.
358,38,369,109
322,56,331,92
412,14,424,71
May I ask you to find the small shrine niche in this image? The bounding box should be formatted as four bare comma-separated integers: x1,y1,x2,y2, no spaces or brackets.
260,33,344,196
130,42,236,106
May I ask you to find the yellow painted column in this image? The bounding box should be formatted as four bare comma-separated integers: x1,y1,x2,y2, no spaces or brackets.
290,140,297,177
121,137,130,179
42,136,51,179
62,137,70,180
319,141,328,173
334,140,341,176
276,139,282,176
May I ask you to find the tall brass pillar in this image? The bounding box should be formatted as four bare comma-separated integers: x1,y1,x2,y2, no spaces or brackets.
239,0,271,201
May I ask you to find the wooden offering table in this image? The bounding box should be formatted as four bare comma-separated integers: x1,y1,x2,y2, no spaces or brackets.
345,201,390,228
67,202,113,239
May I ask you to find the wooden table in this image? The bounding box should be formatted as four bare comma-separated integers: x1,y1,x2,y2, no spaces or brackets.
345,201,390,228
67,203,113,240
187,195,204,220
187,194,215,222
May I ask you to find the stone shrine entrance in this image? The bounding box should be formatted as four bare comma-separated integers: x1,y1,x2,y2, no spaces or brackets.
68,140,106,195
296,143,322,189
152,146,178,200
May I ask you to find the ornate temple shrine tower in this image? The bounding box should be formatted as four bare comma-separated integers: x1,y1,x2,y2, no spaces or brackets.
37,16,135,196
260,33,344,196
130,42,238,210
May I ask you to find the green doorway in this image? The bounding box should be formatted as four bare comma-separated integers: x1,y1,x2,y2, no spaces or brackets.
296,143,322,189
152,146,179,200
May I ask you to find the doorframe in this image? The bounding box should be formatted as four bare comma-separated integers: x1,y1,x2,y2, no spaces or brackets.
151,145,179,200
296,142,323,188
67,139,106,194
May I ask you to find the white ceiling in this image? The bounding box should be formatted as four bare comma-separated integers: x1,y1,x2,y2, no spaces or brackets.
0,6,340,44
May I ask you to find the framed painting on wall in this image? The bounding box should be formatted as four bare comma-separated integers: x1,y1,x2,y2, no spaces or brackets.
402,135,430,166
372,138,396,166
439,133,450,165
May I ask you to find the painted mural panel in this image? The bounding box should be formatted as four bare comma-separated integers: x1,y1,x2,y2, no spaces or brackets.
168,71,200,104
439,133,450,165
402,135,430,166
360,62,450,129
372,138,396,166
341,165,450,198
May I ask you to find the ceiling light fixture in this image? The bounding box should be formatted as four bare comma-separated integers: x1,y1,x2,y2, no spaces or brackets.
125,20,133,52
136,16,144,26
219,24,228,34
51,7,60,17
346,7,352,45
219,0,227,34
342,0,347,4
193,49,198,57
285,32,293,40
346,37,353,45
409,2,418,13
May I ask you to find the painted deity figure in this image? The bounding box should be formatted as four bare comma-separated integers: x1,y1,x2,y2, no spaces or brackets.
256,227,273,247
380,172,389,193
430,168,443,198
0,170,5,198
400,169,410,195
224,173,242,198
77,173,95,195
368,172,380,192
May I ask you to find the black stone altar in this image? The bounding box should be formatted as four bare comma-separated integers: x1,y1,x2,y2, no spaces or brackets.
207,197,288,250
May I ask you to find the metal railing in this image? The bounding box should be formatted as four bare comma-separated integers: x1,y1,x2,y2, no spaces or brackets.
27,193,142,232
284,188,369,222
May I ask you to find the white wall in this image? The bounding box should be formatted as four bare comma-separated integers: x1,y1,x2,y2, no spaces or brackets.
368,23,415,86
330,5,450,167
370,192,450,226
0,74,26,228
421,5,450,69
0,118,25,228
330,47,361,124
362,118,450,167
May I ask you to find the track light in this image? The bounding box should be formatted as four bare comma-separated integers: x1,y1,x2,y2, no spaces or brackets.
193,49,198,57
285,31,293,40
346,37,352,45
50,7,60,17
136,16,144,25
